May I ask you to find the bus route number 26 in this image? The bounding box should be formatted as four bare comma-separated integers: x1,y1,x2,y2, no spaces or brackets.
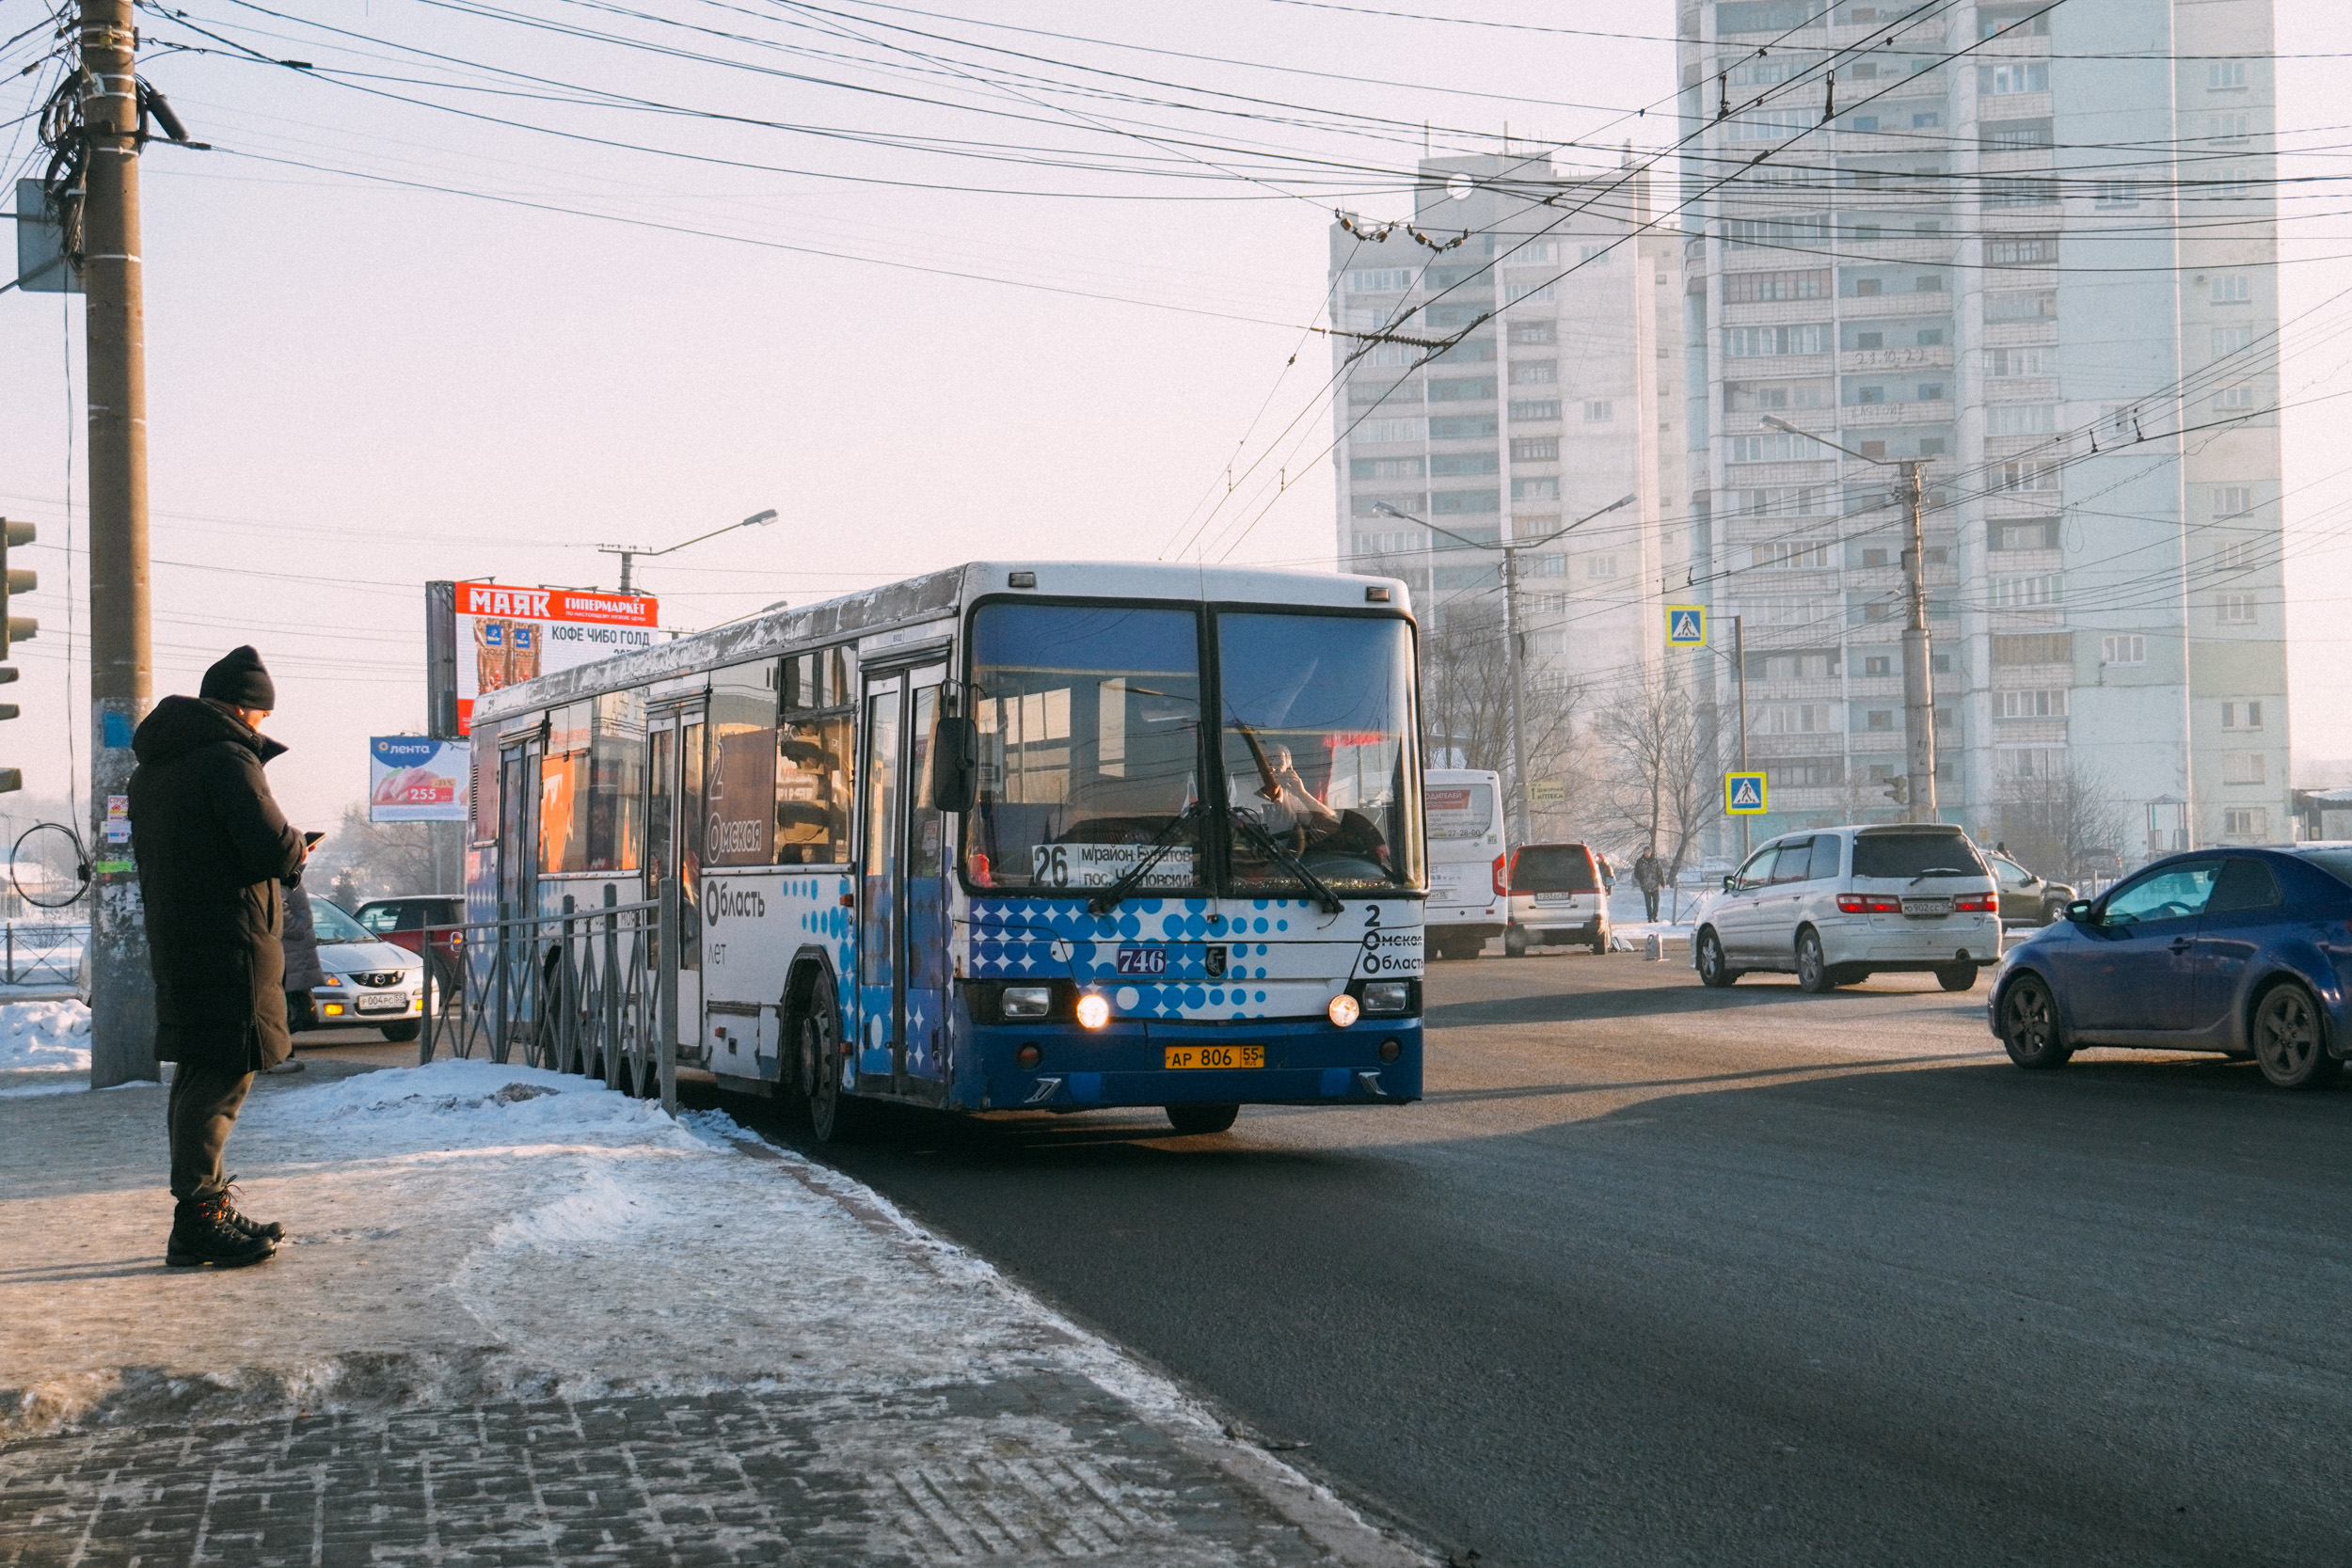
1032,845,1071,886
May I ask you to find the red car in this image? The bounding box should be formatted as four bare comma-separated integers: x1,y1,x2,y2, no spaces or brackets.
354,895,466,995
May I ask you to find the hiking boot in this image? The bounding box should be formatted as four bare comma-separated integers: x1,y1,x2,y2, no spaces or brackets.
220,1177,285,1243
167,1196,278,1268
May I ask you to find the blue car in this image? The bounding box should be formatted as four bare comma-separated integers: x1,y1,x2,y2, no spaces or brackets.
1988,846,2352,1089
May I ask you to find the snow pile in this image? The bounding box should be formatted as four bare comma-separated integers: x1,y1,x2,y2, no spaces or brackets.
0,999,91,1073
242,1056,684,1154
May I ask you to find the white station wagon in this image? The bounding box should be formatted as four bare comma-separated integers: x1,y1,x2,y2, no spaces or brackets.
1693,823,2002,993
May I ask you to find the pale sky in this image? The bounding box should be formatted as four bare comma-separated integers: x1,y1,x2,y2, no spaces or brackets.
2,0,2349,834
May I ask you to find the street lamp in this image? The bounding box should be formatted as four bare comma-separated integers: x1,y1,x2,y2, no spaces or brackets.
1760,415,1936,824
1375,492,1637,843
598,508,780,594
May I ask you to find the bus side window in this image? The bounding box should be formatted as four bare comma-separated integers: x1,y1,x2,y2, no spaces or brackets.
775,644,855,865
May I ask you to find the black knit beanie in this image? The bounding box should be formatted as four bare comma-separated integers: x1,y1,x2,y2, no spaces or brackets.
199,645,277,710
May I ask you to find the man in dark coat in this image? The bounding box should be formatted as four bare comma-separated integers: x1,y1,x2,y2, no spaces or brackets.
130,645,308,1267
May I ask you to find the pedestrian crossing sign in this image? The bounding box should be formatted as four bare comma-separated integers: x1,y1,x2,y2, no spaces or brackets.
1724,771,1768,815
1667,606,1707,648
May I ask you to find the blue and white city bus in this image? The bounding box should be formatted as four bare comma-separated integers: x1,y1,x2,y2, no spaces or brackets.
464,561,1427,1140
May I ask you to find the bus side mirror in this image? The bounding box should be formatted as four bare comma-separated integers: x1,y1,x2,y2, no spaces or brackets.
933,715,979,814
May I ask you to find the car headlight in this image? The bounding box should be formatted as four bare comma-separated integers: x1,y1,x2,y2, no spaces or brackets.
1362,981,1411,1014
1002,985,1053,1020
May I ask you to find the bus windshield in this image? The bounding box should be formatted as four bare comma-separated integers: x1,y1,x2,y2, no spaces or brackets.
965,602,1205,891
1217,611,1422,893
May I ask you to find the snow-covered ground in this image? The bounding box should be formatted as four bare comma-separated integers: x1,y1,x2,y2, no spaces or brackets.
0,998,89,1074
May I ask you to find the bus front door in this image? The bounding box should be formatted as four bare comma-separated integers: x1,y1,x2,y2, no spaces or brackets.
857,662,950,1098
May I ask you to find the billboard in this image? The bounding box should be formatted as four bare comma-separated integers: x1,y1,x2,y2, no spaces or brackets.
370,736,470,823
430,582,660,736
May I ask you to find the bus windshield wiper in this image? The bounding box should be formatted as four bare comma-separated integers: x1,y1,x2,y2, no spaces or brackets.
1088,803,1201,914
1231,810,1344,914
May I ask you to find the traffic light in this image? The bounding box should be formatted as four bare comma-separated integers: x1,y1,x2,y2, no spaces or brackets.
0,520,34,794
1883,774,1909,806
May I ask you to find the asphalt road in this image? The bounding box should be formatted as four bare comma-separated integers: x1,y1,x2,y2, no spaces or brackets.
714,953,2352,1566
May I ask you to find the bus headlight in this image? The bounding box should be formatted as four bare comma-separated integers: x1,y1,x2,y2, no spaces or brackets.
1327,993,1360,1028
1076,993,1111,1029
1362,982,1410,1014
1002,986,1053,1020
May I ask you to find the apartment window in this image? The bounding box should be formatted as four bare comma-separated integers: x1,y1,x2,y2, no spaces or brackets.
1725,324,1832,357
1986,291,2057,322
2101,634,2147,667
1585,555,1619,580
1854,331,1884,350
1424,303,1484,328
1350,493,1424,516
1751,541,1832,570
1509,437,1558,462
1431,489,1502,514
1862,548,1889,568
1994,520,2060,552
1533,552,1565,578
2224,752,2268,785
1864,656,1892,676
1997,461,2060,493
2214,485,2254,517
1727,107,1814,143
1986,178,2059,209
2212,326,2255,356
1427,377,1497,403
1915,275,1946,293
1429,415,1498,439
2209,59,2249,91
1988,235,2057,266
1995,689,2069,720
1512,476,1561,500
1854,277,1883,298
1505,281,1555,305
1723,214,1833,249
1983,120,2053,151
2213,385,2258,411
2223,807,2269,837
1509,241,1557,264
1347,269,1414,293
2215,539,2257,573
1866,709,1894,731
2209,113,2250,144
1979,62,2050,95
1918,383,1947,402
2001,747,2067,780
1914,113,1941,128
2211,273,2252,304
1508,320,1557,345
1991,573,2064,609
1354,418,1422,444
1583,400,1614,422
2222,701,2265,730
1918,329,1946,347
1724,269,1829,303
1510,360,1558,385
2092,181,2140,208
1509,400,1561,422
2217,593,2259,625
1987,347,2057,378
1848,116,1881,133
1727,432,1825,463
1350,457,1424,481
1764,704,1835,736
1429,451,1499,476
2213,172,2254,200
1855,386,1886,405
1579,244,1613,263
1859,440,1888,460
1987,404,2058,436
1862,602,1891,622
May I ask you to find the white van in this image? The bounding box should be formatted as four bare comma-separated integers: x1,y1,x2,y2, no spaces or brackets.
1503,842,1612,956
1423,768,1505,959
1693,823,2001,993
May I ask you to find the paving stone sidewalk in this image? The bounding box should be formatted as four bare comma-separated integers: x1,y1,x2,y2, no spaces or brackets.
0,1059,1423,1567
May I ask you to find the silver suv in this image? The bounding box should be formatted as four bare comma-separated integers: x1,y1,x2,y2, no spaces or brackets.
1693,824,2001,993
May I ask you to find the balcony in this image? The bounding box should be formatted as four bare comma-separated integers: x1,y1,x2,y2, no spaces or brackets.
1840,399,1954,427
1836,237,1959,266
1839,289,1958,318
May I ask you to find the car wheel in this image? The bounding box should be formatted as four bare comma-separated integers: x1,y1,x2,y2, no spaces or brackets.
1167,1102,1240,1135
1937,963,1980,993
1504,927,1529,958
379,1021,421,1042
1590,926,1612,955
1696,928,1740,989
1997,974,2072,1069
2251,981,2341,1090
1794,928,1836,993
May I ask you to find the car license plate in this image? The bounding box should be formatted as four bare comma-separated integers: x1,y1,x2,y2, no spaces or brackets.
356,993,408,1014
1901,897,1952,916
1164,1045,1263,1069
1116,945,1169,975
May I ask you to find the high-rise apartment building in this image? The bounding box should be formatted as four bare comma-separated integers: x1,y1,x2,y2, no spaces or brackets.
1328,154,1685,834
1677,0,2286,866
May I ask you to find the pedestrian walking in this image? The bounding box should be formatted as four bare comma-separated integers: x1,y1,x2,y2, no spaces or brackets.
1633,846,1666,924
130,646,309,1268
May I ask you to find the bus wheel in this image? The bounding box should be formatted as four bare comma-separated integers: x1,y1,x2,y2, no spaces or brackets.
1167,1102,1239,1135
803,995,868,1144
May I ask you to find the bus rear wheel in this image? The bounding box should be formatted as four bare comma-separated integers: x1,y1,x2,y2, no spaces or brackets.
803,994,869,1144
1167,1102,1239,1135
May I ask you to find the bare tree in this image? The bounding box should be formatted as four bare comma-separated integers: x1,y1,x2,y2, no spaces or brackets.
1419,602,1584,832
1595,676,1722,889
1997,764,2132,883
308,803,438,910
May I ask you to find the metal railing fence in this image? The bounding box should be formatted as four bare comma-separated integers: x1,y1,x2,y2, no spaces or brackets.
419,882,680,1114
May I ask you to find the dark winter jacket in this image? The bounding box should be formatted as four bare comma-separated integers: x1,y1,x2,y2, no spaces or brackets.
129,696,308,1069
281,880,325,993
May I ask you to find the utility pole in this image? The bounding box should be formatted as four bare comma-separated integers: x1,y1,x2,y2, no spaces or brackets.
81,0,156,1088
1897,459,1936,824
1732,613,1751,859
1762,417,1937,825
598,508,778,595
